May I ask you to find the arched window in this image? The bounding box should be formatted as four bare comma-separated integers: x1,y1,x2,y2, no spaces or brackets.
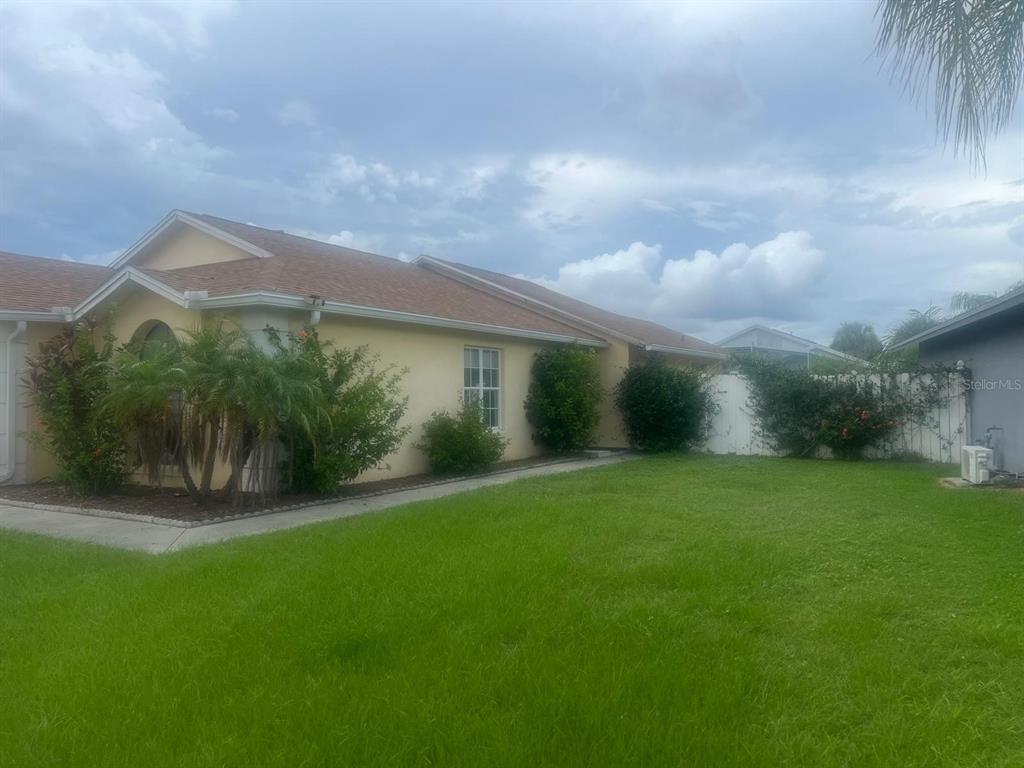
139,321,175,360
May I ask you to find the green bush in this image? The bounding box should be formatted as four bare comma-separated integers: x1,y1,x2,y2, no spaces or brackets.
417,401,508,475
24,321,128,494
524,345,602,451
614,360,716,452
737,356,943,460
276,329,409,495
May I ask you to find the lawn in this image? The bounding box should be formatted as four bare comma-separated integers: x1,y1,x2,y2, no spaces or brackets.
1,456,1022,767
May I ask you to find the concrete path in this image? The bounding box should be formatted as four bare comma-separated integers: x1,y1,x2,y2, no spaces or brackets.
0,454,634,554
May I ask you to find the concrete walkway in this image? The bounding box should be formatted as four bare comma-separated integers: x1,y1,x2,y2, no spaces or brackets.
0,454,634,554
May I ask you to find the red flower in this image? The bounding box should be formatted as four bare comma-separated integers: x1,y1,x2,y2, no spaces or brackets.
841,428,849,438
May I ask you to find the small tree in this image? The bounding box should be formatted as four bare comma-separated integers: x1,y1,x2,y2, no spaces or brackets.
24,320,128,494
831,321,882,361
417,400,508,474
524,345,602,452
276,328,410,495
615,360,715,452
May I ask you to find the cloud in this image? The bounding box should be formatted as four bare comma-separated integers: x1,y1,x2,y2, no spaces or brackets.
277,99,317,128
287,227,388,254
523,152,831,230
529,231,827,322
306,153,437,203
208,106,238,121
957,260,1024,294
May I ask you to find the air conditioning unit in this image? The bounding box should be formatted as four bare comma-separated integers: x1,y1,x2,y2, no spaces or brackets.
961,446,993,484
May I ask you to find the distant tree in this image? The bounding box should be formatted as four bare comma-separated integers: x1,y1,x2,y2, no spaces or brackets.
831,322,883,361
884,306,944,348
949,280,1024,315
874,0,1024,168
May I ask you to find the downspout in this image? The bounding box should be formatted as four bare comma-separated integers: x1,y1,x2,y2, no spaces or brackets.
1,321,27,484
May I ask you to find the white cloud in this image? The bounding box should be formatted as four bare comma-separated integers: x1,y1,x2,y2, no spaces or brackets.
277,99,317,128
208,106,238,121
450,161,509,201
0,0,233,216
307,153,437,203
530,231,827,321
287,227,387,254
60,248,121,266
958,260,1024,294
523,152,831,230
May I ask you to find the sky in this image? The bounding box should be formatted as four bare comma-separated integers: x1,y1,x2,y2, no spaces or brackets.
1,0,1022,345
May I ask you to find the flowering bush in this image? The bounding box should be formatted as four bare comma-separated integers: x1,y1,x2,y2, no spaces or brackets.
24,320,128,494
737,356,941,460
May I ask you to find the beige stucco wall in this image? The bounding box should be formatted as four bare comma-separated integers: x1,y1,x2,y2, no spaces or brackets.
311,315,550,480
136,226,256,271
594,338,632,448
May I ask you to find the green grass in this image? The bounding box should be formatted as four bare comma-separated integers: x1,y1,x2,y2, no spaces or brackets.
2,456,1023,767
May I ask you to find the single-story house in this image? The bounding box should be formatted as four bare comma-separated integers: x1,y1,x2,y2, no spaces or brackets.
717,324,863,369
0,210,723,486
893,285,1024,474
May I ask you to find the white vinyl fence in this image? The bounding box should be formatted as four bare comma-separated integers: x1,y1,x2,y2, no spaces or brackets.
703,373,968,464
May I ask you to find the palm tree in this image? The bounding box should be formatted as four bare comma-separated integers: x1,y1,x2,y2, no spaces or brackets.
102,348,185,486
950,279,1024,314
831,321,884,360
875,0,1024,167
884,305,944,347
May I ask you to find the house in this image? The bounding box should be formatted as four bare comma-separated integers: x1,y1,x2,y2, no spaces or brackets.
893,285,1024,474
717,324,862,369
0,210,723,486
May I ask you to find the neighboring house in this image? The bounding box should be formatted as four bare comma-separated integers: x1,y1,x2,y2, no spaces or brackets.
717,325,863,369
0,210,723,485
893,285,1024,474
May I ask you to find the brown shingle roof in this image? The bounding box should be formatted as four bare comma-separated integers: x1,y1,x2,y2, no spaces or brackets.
0,251,112,312
426,258,723,356
150,214,602,341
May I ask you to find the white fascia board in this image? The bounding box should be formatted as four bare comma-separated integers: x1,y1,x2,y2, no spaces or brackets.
415,255,637,345
110,210,273,269
198,291,608,347
70,268,188,320
644,344,726,360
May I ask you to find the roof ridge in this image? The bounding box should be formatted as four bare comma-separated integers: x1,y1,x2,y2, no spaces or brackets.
428,256,720,352
0,250,114,271
181,211,406,266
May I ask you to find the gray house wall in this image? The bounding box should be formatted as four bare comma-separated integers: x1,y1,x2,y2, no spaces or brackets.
919,306,1024,473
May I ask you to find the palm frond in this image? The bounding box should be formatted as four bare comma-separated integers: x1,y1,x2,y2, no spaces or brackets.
875,0,1024,169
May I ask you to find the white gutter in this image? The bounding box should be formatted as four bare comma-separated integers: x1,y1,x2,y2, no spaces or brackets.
199,291,608,347
1,321,27,484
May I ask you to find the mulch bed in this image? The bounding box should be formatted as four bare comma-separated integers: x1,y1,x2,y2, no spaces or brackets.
0,455,586,523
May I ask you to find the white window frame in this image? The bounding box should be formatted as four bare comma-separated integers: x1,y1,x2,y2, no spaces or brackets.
463,346,501,430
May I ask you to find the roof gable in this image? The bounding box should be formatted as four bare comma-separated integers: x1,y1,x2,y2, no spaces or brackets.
718,324,861,362
110,210,273,270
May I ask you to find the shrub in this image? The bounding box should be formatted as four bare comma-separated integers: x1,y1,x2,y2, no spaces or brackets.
417,400,508,474
276,328,409,494
615,360,716,452
524,345,602,451
737,356,943,460
24,320,128,494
